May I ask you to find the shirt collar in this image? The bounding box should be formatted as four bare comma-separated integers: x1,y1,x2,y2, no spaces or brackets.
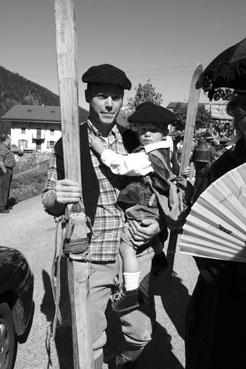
86,118,118,139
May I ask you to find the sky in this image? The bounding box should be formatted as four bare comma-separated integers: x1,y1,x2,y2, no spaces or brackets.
0,0,246,110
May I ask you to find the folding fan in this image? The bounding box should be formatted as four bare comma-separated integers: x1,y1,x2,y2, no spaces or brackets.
179,163,246,262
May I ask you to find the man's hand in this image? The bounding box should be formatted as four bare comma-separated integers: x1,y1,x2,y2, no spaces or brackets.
128,218,160,248
55,179,82,204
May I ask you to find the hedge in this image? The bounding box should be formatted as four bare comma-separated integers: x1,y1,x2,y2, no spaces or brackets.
10,161,49,203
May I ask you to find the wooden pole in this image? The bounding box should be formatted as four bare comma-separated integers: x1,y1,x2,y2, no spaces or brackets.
167,64,203,277
54,0,94,368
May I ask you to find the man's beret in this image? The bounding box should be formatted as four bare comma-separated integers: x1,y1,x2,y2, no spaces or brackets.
82,64,131,90
128,102,176,126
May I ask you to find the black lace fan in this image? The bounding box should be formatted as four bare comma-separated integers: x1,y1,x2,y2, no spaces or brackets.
196,37,246,100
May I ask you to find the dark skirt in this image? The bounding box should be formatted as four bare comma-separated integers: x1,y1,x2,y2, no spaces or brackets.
185,267,246,369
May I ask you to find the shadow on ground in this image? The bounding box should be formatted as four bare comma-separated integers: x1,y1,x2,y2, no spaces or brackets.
40,258,190,369
41,257,73,369
136,322,184,369
105,264,190,369
154,270,191,340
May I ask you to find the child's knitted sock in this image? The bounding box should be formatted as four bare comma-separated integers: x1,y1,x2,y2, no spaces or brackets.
123,271,141,291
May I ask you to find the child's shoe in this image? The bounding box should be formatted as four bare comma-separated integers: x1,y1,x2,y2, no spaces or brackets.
111,288,139,314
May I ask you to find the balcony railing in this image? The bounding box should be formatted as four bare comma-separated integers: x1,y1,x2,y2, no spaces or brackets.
32,134,45,141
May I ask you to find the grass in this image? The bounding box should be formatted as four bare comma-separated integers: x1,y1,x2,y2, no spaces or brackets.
10,154,50,203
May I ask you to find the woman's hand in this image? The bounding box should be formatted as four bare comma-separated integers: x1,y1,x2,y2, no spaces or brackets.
128,218,160,248
55,179,82,204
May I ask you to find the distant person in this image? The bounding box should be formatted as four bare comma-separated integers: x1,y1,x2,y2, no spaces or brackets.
0,133,15,213
204,137,216,161
190,138,214,203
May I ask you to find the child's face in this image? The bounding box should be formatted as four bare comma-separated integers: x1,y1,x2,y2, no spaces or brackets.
137,123,167,146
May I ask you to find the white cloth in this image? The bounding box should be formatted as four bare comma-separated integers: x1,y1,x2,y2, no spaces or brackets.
100,139,173,176
144,138,173,154
101,149,153,176
124,271,141,291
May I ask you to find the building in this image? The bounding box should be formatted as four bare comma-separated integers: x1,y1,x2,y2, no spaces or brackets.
167,101,233,124
1,104,88,153
206,102,232,123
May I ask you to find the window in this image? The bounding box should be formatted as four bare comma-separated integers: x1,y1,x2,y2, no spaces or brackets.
18,139,27,148
21,128,26,134
47,141,55,149
50,129,55,136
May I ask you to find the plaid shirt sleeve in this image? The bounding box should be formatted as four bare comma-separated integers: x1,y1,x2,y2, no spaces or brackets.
42,151,66,216
0,143,7,170
43,150,58,192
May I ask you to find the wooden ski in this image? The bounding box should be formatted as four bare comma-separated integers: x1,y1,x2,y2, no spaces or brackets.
54,0,94,368
180,64,203,173
167,64,203,276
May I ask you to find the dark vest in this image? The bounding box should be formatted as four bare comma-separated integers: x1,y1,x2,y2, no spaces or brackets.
54,123,131,225
55,123,99,225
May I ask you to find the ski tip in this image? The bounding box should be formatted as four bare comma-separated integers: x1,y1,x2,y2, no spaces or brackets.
195,63,203,71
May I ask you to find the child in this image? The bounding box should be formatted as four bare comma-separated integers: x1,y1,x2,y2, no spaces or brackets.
90,102,186,313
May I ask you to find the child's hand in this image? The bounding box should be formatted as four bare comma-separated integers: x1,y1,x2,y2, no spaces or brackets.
181,166,192,178
89,134,106,156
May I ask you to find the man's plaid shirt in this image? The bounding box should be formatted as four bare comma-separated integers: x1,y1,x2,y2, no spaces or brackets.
0,142,15,170
43,120,128,262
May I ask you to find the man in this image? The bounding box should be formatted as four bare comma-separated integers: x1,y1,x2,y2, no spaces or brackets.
0,133,15,213
42,64,163,369
190,138,214,203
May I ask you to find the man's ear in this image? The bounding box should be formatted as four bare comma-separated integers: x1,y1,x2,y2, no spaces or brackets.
85,89,90,103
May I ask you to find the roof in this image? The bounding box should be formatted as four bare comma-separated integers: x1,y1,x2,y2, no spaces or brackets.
167,101,205,110
1,104,61,123
167,102,181,109
167,101,232,121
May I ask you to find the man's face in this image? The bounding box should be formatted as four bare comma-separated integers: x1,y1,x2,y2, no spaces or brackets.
86,84,124,127
137,123,167,146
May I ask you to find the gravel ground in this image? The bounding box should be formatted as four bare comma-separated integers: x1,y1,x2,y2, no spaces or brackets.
0,195,198,369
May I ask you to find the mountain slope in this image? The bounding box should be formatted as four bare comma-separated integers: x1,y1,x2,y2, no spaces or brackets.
0,65,88,120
